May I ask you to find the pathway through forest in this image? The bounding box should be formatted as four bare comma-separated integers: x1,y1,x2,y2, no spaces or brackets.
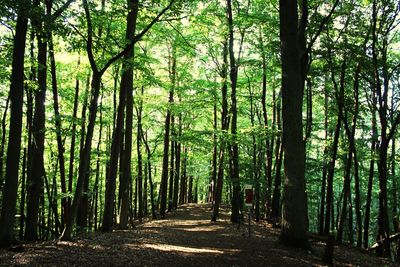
0,203,397,266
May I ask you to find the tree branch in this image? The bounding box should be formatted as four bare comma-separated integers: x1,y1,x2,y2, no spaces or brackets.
307,0,340,54
52,0,75,20
100,0,175,75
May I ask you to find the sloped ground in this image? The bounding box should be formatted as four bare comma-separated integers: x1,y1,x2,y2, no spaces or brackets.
0,203,396,266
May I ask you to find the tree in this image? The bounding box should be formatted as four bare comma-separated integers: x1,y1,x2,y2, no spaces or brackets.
279,0,309,249
0,0,31,247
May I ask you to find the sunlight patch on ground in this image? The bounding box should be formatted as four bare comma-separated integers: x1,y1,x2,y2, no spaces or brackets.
179,225,225,232
141,243,225,254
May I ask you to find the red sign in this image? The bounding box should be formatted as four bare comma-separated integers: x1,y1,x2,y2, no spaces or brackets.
245,188,253,205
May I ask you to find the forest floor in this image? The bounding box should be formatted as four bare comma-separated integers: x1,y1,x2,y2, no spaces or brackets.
0,203,397,266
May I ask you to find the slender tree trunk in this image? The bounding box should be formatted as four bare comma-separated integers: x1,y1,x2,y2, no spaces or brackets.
271,90,282,221
271,142,283,221
0,96,10,190
142,131,156,219
92,97,103,230
319,89,329,235
168,116,175,212
68,63,81,209
180,148,188,204
351,64,362,247
247,75,260,221
159,51,175,218
173,114,181,209
188,176,193,203
160,107,171,217
26,0,48,240
49,34,68,226
364,92,378,248
324,114,341,237
19,148,27,240
324,56,344,236
76,78,90,230
260,29,273,219
209,95,218,204
211,40,229,222
60,73,102,241
227,0,240,224
336,60,349,244
136,87,144,222
103,0,138,231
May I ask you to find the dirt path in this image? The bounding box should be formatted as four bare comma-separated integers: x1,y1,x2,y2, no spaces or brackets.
0,203,396,266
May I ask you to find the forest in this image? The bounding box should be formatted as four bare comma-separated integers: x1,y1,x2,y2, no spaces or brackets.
0,0,399,265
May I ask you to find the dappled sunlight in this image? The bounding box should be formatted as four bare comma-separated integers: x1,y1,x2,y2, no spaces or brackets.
138,243,241,255
179,224,226,232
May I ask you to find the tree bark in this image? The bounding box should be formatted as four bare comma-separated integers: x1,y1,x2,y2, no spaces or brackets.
279,0,309,248
318,88,329,235
105,0,139,231
159,93,172,217
173,114,181,209
270,90,282,222
0,0,30,247
168,116,175,212
135,87,144,222
26,0,48,241
67,63,81,210
0,96,10,191
49,34,68,226
211,40,229,222
226,0,241,224
259,29,273,219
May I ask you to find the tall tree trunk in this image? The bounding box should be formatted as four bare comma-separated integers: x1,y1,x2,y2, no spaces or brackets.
336,60,349,244
211,40,229,222
105,0,139,231
159,48,175,218
142,131,157,219
60,72,102,241
0,96,10,190
259,29,273,219
135,87,144,222
67,63,82,209
247,75,260,221
160,106,171,217
173,114,181,209
180,147,188,204
324,55,344,236
168,116,175,212
92,96,104,230
270,90,282,221
226,0,240,224
0,0,31,247
19,148,27,241
319,88,329,235
209,95,218,204
26,0,48,241
351,64,362,247
279,0,309,248
364,91,378,248
49,34,68,226
76,77,90,230
372,1,394,257
323,107,341,237
188,176,193,203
